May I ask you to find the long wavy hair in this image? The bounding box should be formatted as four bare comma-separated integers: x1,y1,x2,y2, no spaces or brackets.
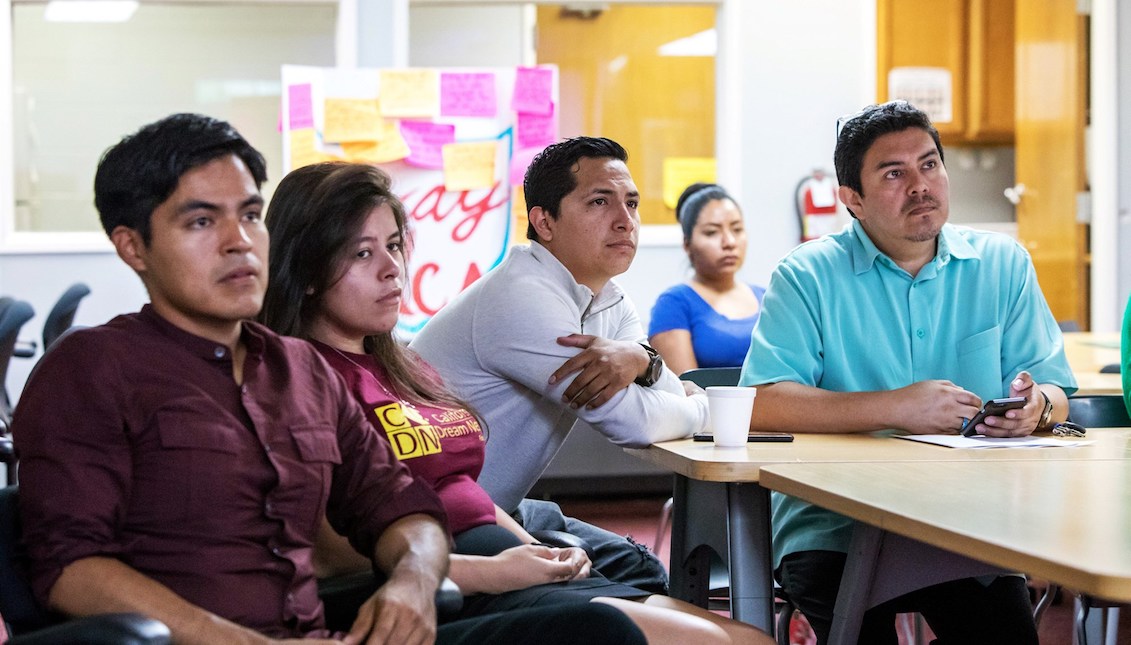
260,161,477,414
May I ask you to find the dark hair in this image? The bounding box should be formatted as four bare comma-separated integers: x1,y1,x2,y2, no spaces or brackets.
260,162,476,414
674,183,737,242
93,113,267,244
523,136,628,241
833,101,943,214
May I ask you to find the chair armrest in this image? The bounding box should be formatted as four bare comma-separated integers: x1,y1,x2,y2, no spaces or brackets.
529,529,596,562
1100,363,1121,374
12,341,36,360
9,613,170,645
318,570,463,632
435,577,463,620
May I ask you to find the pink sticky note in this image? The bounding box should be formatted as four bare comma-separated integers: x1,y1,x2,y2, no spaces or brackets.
288,83,314,130
510,146,541,186
517,104,557,149
441,72,497,118
400,120,456,169
511,67,554,116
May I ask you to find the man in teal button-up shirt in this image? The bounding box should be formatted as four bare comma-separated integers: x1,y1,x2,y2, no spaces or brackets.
743,101,1076,644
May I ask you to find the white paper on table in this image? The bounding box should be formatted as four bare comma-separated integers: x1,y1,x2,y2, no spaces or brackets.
896,434,1093,449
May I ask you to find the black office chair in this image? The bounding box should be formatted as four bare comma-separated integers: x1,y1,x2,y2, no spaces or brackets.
0,486,170,644
41,283,91,352
1067,395,1131,428
0,302,35,485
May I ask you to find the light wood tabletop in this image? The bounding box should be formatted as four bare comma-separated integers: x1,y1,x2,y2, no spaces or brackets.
1063,331,1122,395
760,459,1131,603
626,427,1131,632
625,427,1131,482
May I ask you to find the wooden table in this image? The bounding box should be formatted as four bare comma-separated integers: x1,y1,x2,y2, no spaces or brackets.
626,428,1131,632
1064,331,1122,395
761,459,1131,644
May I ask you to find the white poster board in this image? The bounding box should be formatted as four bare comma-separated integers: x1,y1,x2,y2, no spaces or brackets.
280,64,559,336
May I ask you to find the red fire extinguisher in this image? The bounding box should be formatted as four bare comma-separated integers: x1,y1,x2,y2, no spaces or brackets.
794,169,840,242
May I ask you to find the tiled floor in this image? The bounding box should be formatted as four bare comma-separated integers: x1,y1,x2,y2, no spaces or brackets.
556,493,1124,645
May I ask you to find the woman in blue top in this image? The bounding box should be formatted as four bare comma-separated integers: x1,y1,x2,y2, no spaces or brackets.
649,183,765,375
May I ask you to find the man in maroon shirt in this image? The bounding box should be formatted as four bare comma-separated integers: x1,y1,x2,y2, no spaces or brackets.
12,114,646,645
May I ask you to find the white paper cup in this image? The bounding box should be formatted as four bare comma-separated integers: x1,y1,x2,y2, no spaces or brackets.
706,386,757,447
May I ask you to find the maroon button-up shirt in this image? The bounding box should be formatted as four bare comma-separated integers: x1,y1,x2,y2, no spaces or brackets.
13,306,447,638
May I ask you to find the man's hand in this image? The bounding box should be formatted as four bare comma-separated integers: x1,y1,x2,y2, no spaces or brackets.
343,572,436,645
892,380,982,434
549,335,649,410
972,371,1044,438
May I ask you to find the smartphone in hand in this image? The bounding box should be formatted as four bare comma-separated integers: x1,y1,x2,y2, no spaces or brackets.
961,396,1027,437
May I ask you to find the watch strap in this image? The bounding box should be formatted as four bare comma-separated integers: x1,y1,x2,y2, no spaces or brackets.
634,343,662,387
1037,391,1054,431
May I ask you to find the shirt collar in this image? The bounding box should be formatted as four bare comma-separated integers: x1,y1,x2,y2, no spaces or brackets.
138,303,264,364
849,220,980,275
525,242,625,313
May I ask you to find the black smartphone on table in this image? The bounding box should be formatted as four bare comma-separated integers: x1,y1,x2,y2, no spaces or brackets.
961,396,1027,437
693,431,794,443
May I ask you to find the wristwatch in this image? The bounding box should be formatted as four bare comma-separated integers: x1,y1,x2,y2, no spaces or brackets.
1037,391,1054,431
634,344,663,387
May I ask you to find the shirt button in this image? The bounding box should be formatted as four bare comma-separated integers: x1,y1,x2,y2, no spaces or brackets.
916,329,926,339
264,444,272,453
241,385,248,395
271,546,281,556
265,502,274,514
213,347,226,358
286,593,295,604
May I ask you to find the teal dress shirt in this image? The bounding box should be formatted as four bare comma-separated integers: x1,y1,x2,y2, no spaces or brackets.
741,220,1078,567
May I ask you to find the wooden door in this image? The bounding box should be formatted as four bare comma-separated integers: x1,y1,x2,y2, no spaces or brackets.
535,5,716,226
1014,0,1088,327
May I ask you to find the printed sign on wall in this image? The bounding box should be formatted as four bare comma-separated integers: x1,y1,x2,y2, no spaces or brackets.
281,65,559,336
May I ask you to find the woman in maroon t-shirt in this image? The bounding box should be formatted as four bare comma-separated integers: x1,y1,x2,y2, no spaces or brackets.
260,161,772,645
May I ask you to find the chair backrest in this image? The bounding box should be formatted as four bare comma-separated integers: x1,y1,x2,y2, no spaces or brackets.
0,301,35,419
42,283,91,351
1067,395,1131,428
0,486,53,633
679,366,742,388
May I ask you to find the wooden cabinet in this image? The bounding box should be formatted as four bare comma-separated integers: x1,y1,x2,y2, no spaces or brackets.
877,0,1015,145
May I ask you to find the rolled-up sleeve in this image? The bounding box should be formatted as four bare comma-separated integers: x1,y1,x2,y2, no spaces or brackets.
13,332,133,605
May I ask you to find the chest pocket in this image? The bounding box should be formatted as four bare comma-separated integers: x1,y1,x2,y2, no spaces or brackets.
145,413,245,526
957,326,1003,400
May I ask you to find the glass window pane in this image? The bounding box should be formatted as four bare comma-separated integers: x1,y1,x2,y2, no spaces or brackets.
536,5,715,227
11,3,337,233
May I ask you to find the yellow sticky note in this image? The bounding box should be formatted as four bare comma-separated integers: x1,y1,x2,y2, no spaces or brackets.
379,69,440,118
442,141,497,192
340,141,381,163
323,98,382,143
289,129,321,170
662,157,717,210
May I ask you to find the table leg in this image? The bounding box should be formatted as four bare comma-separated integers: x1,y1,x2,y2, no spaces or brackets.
669,475,724,608
725,481,775,631
829,524,1008,645
667,475,776,633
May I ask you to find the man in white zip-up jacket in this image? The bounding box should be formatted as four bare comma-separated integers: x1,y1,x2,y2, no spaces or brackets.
412,137,708,594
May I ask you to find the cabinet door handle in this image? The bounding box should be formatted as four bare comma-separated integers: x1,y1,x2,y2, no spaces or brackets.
1004,183,1026,205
